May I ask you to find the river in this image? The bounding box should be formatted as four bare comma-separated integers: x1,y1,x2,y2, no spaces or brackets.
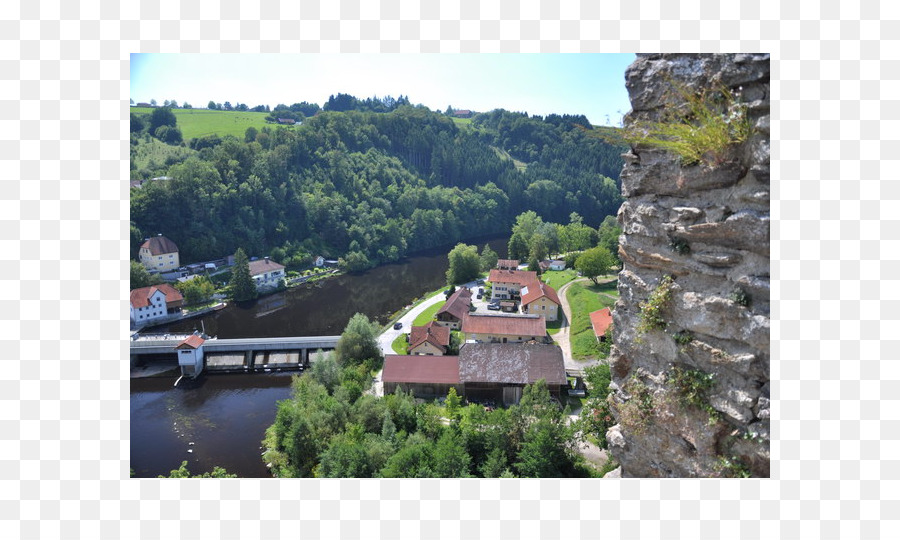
131,235,509,477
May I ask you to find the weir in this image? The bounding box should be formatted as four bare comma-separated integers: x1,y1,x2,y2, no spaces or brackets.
130,333,340,378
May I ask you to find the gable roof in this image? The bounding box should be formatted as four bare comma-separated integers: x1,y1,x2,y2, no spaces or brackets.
140,235,179,255
461,314,546,337
488,268,538,286
521,282,561,307
409,321,451,351
176,334,205,349
496,259,519,269
382,355,460,385
248,258,285,276
437,288,472,321
130,283,183,308
458,343,566,385
590,308,613,338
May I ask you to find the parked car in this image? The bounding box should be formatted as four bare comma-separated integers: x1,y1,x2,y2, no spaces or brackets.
393,322,403,330
478,287,484,294
476,279,485,285
487,304,501,311
476,293,483,299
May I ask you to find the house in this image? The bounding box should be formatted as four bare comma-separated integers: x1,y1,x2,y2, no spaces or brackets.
488,269,538,302
461,313,547,344
539,259,567,272
458,343,567,406
590,308,613,342
277,118,296,124
130,283,183,324
520,282,561,322
314,256,325,267
248,257,286,290
176,334,205,377
408,321,451,355
496,259,519,271
382,355,461,398
452,109,473,118
435,288,472,330
139,234,180,273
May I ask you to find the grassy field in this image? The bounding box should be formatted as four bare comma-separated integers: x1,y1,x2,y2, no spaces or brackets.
413,300,444,327
541,269,578,291
567,280,617,361
391,333,409,355
131,107,278,140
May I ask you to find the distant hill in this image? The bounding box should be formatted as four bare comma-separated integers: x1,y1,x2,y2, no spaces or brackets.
130,107,276,140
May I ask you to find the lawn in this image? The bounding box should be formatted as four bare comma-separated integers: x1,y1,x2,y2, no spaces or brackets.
391,333,409,355
567,281,617,361
589,279,619,298
413,300,444,327
131,107,281,140
541,269,579,291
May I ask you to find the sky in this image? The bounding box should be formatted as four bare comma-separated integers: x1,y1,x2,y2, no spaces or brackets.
131,54,636,126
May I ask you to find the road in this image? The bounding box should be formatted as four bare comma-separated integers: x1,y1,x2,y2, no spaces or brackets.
551,276,618,371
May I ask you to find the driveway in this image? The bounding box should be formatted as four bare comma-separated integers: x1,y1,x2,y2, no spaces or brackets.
551,276,617,371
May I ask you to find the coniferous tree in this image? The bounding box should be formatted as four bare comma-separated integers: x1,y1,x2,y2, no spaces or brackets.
229,248,257,301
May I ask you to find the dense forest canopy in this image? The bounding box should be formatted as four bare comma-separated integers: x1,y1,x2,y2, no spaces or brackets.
130,97,626,271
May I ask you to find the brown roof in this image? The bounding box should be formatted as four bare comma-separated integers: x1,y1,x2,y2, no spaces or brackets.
140,235,179,255
458,343,566,385
130,283,183,308
437,288,472,321
461,314,546,337
521,282,561,307
409,321,451,351
590,308,613,338
176,334,205,349
496,259,519,269
488,269,537,286
248,258,285,276
382,355,460,384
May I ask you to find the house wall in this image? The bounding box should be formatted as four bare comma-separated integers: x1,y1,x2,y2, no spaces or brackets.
383,382,460,399
490,281,524,301
435,315,461,330
466,332,539,344
252,269,285,289
139,248,180,272
523,298,559,322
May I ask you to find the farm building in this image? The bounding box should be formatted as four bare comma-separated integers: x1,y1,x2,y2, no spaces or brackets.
459,343,567,406
382,355,460,398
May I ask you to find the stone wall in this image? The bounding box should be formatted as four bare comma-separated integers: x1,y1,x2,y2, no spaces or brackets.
607,54,770,477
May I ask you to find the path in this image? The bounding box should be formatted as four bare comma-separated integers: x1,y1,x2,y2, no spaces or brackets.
551,276,617,371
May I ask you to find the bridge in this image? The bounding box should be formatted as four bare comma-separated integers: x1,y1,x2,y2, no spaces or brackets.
130,333,341,377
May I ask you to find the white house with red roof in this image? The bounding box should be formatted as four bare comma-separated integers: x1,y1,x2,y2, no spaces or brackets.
176,334,206,377
408,321,451,355
488,268,538,302
590,308,613,342
130,284,183,324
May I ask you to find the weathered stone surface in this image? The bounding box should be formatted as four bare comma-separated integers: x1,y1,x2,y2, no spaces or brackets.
609,54,770,478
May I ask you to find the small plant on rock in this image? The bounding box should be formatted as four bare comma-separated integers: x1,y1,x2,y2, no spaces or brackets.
625,81,753,167
637,275,675,335
668,365,719,424
716,455,751,478
672,330,693,347
618,376,655,435
669,236,690,255
729,287,750,307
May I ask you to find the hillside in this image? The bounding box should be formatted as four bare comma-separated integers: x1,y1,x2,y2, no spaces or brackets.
130,104,626,274
130,107,274,140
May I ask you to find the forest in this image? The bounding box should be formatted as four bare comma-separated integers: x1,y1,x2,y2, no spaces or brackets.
130,98,626,272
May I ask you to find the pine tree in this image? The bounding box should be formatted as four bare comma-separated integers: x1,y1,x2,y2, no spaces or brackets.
229,248,257,301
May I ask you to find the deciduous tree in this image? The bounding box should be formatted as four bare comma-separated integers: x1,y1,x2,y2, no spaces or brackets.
575,246,615,284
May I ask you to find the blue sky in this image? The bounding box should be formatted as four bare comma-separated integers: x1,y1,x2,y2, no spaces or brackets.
131,54,636,126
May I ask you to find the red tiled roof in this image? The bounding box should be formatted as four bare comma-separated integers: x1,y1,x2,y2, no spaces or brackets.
437,288,472,321
409,321,451,351
140,236,179,255
590,308,613,338
458,343,566,385
176,334,205,349
521,281,561,307
462,314,546,337
248,258,285,276
129,283,183,308
488,268,537,286
382,355,460,384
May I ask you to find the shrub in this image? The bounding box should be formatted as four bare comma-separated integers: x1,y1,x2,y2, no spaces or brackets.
729,287,750,307
618,376,654,435
668,365,718,423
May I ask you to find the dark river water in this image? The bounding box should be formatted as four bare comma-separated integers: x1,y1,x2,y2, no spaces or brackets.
131,235,508,477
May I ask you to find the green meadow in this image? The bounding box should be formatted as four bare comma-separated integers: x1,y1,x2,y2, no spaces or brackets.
131,107,281,140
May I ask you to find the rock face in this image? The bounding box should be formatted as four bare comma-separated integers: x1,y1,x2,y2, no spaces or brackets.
608,54,770,477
